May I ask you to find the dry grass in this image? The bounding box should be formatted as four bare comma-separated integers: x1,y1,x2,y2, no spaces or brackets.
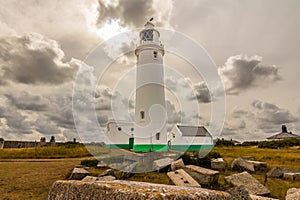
0,146,299,200
214,146,300,199
0,158,82,200
0,146,91,159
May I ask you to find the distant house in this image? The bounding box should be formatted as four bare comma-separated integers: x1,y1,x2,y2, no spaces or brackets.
267,125,300,140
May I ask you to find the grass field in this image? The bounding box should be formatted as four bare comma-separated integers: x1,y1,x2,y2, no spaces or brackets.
0,158,83,200
214,146,300,199
0,145,91,159
0,145,299,200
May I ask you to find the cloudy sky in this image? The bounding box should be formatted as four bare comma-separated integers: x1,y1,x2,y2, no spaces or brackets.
0,0,300,142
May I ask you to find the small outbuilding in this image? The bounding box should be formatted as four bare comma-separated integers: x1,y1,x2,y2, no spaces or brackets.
168,125,213,151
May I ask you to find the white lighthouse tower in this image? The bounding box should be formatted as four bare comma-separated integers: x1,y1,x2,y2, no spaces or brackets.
105,19,214,153
133,20,168,152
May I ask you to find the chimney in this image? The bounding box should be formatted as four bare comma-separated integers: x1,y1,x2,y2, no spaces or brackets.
282,125,288,133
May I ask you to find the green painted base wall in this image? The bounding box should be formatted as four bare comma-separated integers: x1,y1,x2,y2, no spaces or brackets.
106,144,130,149
106,143,214,152
133,144,168,152
170,144,214,151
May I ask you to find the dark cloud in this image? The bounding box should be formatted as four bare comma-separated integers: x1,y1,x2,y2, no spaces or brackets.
0,33,78,85
4,91,49,111
252,100,298,125
34,119,60,135
0,107,32,134
46,96,75,129
187,82,211,103
97,0,172,27
219,55,281,94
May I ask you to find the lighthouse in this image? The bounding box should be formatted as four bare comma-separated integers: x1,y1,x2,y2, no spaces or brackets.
133,20,168,152
105,19,213,153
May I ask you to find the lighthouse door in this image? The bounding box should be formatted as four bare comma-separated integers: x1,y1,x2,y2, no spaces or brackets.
129,137,134,149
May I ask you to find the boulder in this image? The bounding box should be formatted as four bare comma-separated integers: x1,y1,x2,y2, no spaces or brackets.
97,161,107,168
152,157,174,171
82,175,116,183
283,173,295,181
242,156,256,161
183,165,219,187
47,180,232,200
68,168,90,180
167,169,200,187
294,173,300,181
98,175,116,181
99,169,115,178
123,162,138,173
248,161,267,171
171,158,185,171
286,188,300,200
224,171,270,196
82,176,98,183
266,167,300,178
231,158,255,172
250,195,278,200
211,158,225,171
227,185,251,200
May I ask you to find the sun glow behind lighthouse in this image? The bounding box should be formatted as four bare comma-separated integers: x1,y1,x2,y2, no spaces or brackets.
96,20,128,40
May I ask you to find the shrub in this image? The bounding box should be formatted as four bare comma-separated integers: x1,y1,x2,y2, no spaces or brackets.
81,159,99,167
215,139,235,147
258,139,300,149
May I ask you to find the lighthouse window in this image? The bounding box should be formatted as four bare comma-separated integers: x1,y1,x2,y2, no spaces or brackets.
156,132,160,140
142,30,153,41
118,127,122,131
153,51,157,58
140,111,145,120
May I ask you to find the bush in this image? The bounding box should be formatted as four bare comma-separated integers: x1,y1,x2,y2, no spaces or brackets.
215,139,235,147
81,159,99,167
258,139,300,149
240,141,259,146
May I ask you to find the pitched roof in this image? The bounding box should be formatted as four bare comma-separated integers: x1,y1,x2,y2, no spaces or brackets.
267,132,300,140
177,125,212,137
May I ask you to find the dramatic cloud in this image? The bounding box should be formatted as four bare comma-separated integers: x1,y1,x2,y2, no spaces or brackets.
219,55,281,94
0,107,32,134
34,118,60,135
187,82,211,103
4,92,50,111
252,100,298,125
97,0,173,27
0,33,79,85
0,0,101,59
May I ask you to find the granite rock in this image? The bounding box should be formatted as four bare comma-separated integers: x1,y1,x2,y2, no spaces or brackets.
286,188,300,200
231,158,255,172
225,171,270,196
227,185,251,200
68,168,90,180
211,157,226,171
183,165,219,187
47,180,232,200
167,169,200,187
171,158,185,171
267,167,300,178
